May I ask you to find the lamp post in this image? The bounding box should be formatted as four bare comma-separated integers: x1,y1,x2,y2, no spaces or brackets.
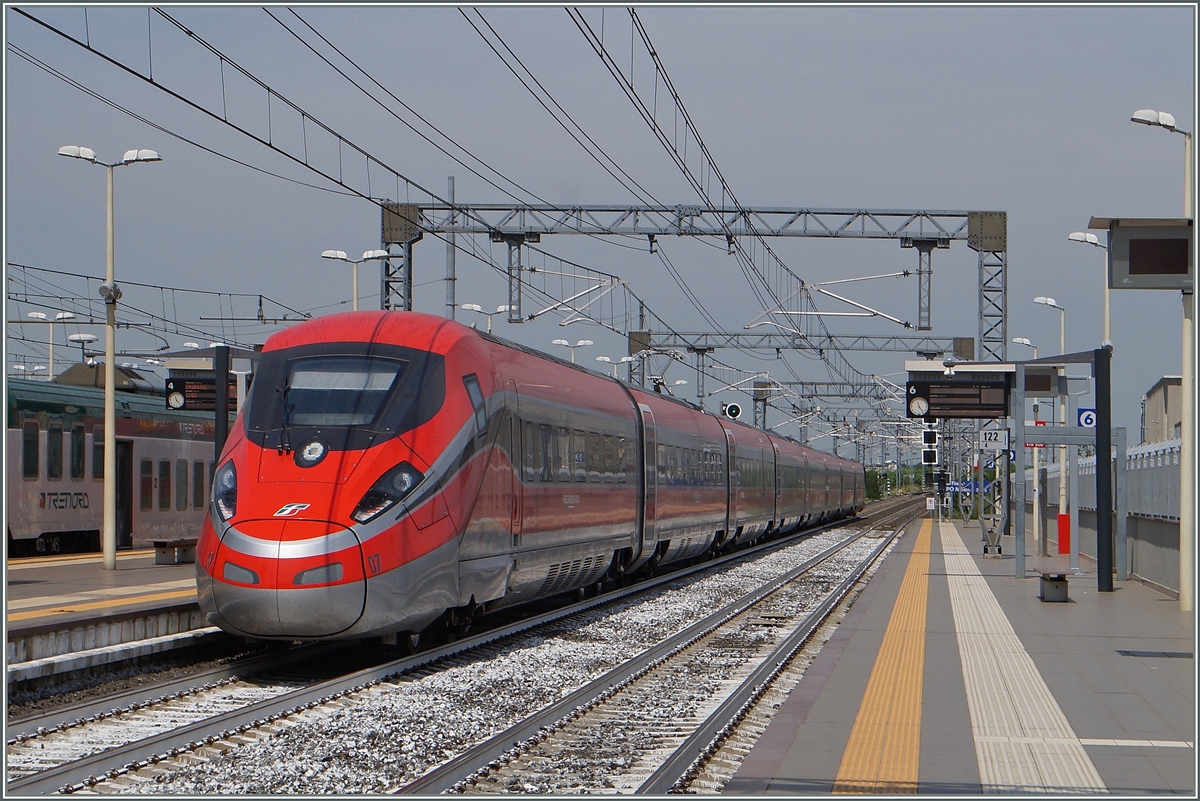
25,312,49,378
1033,297,1070,553
1013,337,1044,554
60,145,161,570
321,249,389,312
460,303,512,334
552,338,593,363
1132,107,1193,612
1067,232,1110,344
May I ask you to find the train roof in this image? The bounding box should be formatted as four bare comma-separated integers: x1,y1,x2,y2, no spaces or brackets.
257,311,860,469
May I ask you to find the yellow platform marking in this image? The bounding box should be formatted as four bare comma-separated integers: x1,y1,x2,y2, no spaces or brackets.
7,550,157,570
7,582,196,623
833,518,932,794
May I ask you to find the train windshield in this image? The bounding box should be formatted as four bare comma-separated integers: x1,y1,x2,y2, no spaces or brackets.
287,357,403,426
246,342,445,450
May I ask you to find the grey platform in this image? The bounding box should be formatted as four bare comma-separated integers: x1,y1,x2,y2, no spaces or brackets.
728,517,1195,795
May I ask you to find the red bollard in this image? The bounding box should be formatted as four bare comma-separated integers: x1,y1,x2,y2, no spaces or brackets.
1057,513,1071,555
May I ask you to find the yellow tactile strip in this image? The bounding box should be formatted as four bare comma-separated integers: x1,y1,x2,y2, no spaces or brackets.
6,579,197,623
941,524,1107,794
832,518,932,794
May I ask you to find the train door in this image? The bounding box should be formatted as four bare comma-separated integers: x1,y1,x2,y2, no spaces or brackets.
723,427,736,535
639,405,657,547
771,442,781,527
116,441,134,548
506,380,522,548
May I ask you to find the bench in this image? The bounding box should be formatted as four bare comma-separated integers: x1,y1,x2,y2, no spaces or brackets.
1035,569,1069,603
151,538,199,565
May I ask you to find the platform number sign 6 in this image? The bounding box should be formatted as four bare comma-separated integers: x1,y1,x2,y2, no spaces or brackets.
1077,408,1098,428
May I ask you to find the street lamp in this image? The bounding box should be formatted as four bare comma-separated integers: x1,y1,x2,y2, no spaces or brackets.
321,249,389,312
1131,109,1192,217
1132,107,1193,612
60,144,161,571
1033,296,1069,555
67,333,99,362
552,338,593,363
1011,337,1038,359
1067,232,1110,344
460,303,512,333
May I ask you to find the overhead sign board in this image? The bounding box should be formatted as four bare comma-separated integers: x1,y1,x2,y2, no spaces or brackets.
166,377,237,412
1091,217,1193,291
906,380,1010,419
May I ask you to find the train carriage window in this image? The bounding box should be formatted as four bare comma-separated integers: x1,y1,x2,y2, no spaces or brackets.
616,437,627,483
586,432,602,483
176,460,189,511
22,422,39,479
462,374,487,436
193,462,206,509
47,424,63,480
140,460,153,511
70,425,86,480
602,434,615,483
570,430,584,482
539,424,555,483
523,422,539,483
92,426,104,480
657,444,667,482
556,428,571,482
158,460,171,511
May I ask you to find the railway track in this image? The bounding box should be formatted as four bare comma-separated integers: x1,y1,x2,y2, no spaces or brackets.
5,497,921,795
408,502,921,794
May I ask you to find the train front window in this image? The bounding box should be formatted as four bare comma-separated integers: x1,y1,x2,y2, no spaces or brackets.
286,357,405,426
246,342,446,451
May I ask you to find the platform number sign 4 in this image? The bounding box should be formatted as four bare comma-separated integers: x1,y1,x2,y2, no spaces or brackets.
980,429,1009,451
1077,408,1097,428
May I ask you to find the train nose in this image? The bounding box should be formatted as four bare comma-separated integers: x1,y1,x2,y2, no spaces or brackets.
212,519,366,638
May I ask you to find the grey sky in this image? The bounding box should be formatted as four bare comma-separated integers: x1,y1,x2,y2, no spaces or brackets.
4,4,1196,452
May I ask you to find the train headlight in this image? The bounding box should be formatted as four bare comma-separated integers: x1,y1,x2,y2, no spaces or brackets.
351,462,423,524
213,461,238,521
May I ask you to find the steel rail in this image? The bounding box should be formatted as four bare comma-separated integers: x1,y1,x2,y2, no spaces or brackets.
640,508,923,793
6,642,343,742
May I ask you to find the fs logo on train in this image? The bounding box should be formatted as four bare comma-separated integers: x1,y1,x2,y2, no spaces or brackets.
273,503,311,517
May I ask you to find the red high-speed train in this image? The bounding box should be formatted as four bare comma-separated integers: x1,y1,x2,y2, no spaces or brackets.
196,311,865,642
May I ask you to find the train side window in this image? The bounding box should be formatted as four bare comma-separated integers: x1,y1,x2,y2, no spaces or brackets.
193,462,206,508
587,432,602,483
657,443,667,482
92,426,104,480
556,427,570,482
616,437,627,483
47,424,64,480
462,374,487,436
22,422,39,479
158,460,172,511
573,430,587,482
538,424,555,482
176,460,189,511
602,434,615,483
140,460,154,511
523,422,539,483
70,425,86,480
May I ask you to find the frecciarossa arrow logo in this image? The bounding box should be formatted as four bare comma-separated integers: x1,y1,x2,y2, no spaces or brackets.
273,503,311,517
